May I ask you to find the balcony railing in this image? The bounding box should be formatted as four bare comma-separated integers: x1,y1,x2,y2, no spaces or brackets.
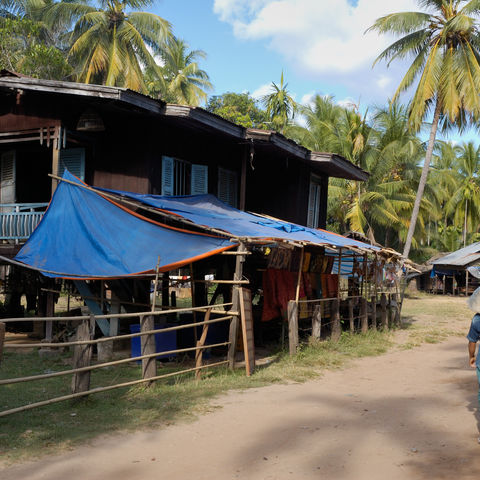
0,203,49,241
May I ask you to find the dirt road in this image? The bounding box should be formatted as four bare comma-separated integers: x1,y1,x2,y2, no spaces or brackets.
2,306,480,479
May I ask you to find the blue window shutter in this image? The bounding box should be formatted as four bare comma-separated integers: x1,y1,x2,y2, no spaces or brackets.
218,167,238,208
59,148,85,180
191,164,208,195
162,156,174,195
307,180,321,228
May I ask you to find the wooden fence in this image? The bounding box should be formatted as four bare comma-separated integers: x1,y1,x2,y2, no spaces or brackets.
0,302,241,417
287,292,401,354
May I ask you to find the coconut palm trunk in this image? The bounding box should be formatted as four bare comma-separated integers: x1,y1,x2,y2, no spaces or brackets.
402,99,441,258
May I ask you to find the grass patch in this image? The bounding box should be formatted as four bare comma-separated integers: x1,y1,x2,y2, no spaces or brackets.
0,329,392,464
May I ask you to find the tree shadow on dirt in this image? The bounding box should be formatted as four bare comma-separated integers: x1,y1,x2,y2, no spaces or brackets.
232,390,480,479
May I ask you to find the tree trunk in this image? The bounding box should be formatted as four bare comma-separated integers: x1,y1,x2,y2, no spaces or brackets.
402,99,442,259
464,199,468,248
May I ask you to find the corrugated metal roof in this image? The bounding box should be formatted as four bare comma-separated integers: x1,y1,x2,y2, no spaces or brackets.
432,242,480,267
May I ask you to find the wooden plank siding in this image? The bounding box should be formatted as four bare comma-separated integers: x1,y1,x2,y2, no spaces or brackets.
0,81,367,233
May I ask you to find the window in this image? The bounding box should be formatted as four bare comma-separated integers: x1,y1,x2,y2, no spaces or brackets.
307,175,322,228
0,150,16,204
59,148,85,180
218,167,238,208
162,156,208,196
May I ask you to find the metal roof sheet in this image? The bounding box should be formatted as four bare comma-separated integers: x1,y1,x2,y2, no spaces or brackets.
432,242,480,267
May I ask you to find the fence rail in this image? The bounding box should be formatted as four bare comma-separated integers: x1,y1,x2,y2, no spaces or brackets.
0,302,239,417
0,203,48,240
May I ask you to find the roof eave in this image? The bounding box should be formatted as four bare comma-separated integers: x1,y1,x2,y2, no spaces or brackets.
309,152,369,181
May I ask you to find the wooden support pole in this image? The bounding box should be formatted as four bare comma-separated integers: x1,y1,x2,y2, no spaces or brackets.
141,314,157,382
0,322,5,365
360,296,368,333
348,298,354,334
466,270,470,296
331,299,341,342
45,292,54,343
228,243,247,368
388,294,395,327
312,305,321,340
195,308,211,380
393,293,401,326
51,134,60,195
380,293,388,330
370,295,377,331
287,300,299,354
71,315,95,394
295,247,305,303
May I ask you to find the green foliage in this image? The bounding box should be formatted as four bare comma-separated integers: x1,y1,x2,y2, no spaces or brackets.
206,92,268,128
262,71,296,133
146,36,212,105
0,17,71,79
44,0,172,92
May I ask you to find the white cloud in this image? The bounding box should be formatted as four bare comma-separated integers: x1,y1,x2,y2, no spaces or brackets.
300,91,315,107
251,83,272,99
213,0,419,75
336,97,357,109
376,75,392,90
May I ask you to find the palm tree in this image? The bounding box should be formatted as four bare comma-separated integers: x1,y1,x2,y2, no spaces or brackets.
368,0,480,259
262,71,296,134
445,141,480,246
46,0,172,92
147,36,212,106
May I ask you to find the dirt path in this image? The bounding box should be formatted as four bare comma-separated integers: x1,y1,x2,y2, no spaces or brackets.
2,302,480,479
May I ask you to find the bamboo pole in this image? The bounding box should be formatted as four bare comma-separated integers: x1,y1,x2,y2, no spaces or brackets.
0,360,230,418
193,279,250,285
195,308,211,380
0,341,230,386
0,302,234,323
49,173,240,241
228,242,247,368
4,316,233,349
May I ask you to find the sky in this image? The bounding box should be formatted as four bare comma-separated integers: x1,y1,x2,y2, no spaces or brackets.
153,0,478,145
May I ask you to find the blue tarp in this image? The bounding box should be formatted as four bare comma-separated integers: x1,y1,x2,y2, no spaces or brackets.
97,189,380,251
14,171,236,278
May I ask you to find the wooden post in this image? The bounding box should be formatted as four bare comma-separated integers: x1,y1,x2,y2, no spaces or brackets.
51,131,60,196
0,322,5,365
312,305,322,340
466,270,470,296
388,294,395,327
295,247,305,303
288,300,299,354
140,314,157,382
45,292,54,343
331,299,341,342
360,296,368,333
348,298,354,334
71,315,95,394
370,295,377,331
228,242,247,368
393,293,401,326
380,293,388,330
239,288,255,376
195,308,211,380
